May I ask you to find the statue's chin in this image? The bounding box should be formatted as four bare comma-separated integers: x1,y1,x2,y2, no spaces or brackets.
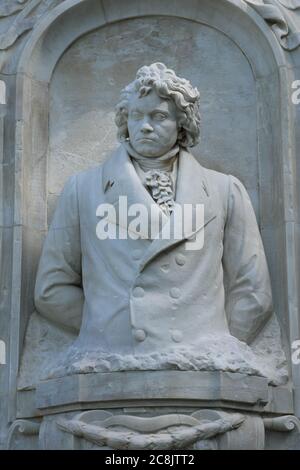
132,142,168,158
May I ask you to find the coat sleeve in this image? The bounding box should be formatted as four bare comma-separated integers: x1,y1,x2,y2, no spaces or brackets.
222,175,273,344
34,174,83,334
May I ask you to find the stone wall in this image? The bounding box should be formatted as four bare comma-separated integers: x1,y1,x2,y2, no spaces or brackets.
1,0,300,449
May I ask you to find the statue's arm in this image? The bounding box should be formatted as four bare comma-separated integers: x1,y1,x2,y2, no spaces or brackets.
34,174,83,334
222,175,273,344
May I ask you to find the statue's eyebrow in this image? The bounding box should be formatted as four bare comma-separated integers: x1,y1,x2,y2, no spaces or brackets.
129,107,169,115
151,109,169,114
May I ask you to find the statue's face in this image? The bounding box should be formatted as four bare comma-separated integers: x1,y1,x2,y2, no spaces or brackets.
127,90,178,157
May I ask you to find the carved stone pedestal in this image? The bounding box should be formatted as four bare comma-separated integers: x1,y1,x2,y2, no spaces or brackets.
7,371,300,450
39,409,265,450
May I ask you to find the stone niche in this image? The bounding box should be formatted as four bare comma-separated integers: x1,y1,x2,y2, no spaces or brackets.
1,0,300,450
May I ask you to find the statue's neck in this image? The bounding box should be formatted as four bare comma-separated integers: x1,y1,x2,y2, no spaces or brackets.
122,140,179,172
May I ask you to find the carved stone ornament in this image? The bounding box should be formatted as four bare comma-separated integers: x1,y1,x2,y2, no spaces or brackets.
0,0,61,51
264,415,300,432
0,0,300,57
244,0,300,50
55,410,300,450
57,410,246,450
7,420,40,449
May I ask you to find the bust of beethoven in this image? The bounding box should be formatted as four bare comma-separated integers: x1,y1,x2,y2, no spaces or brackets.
34,63,287,384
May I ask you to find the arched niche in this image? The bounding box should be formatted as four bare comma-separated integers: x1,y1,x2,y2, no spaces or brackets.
8,0,299,420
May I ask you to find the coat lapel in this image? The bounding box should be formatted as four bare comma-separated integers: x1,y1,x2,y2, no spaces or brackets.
102,146,217,270
138,148,216,271
102,146,169,239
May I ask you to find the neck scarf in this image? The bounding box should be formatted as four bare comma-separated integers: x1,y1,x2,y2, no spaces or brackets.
122,140,179,216
122,139,179,172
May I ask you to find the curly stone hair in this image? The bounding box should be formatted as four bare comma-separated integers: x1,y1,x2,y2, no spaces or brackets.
115,63,201,147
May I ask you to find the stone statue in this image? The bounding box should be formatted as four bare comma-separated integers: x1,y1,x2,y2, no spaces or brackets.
33,63,287,385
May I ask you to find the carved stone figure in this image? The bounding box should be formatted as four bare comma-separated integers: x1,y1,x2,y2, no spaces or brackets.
33,63,287,385
2,0,300,451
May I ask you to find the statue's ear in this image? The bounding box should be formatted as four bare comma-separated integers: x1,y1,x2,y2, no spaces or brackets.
177,127,185,145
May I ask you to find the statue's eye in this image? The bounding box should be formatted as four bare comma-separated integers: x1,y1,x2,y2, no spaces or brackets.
153,112,167,121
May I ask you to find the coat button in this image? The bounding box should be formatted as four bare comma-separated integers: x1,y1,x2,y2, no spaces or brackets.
134,329,146,342
132,287,145,298
175,254,186,266
170,287,181,299
160,263,170,273
132,249,142,260
171,330,183,343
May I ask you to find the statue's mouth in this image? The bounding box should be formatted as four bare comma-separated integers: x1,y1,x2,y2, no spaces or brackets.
137,138,156,142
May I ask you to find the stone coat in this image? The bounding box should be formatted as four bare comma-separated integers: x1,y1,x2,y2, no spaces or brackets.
34,146,273,355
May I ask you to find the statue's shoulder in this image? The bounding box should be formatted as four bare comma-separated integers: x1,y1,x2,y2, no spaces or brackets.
72,164,102,183
199,163,231,196
73,147,121,187
202,165,230,181
200,164,246,196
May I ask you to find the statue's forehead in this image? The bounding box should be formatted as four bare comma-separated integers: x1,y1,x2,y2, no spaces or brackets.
128,91,174,113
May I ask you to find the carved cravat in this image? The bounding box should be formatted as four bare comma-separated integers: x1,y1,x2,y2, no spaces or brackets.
123,140,178,215
144,169,175,216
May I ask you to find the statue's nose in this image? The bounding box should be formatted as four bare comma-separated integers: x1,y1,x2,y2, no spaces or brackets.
140,121,153,133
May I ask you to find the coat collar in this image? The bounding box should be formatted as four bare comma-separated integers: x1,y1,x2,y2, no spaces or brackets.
102,145,216,268
102,145,169,239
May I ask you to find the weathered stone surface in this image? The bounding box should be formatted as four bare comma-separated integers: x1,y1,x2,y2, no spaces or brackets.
1,0,300,450
35,371,270,411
